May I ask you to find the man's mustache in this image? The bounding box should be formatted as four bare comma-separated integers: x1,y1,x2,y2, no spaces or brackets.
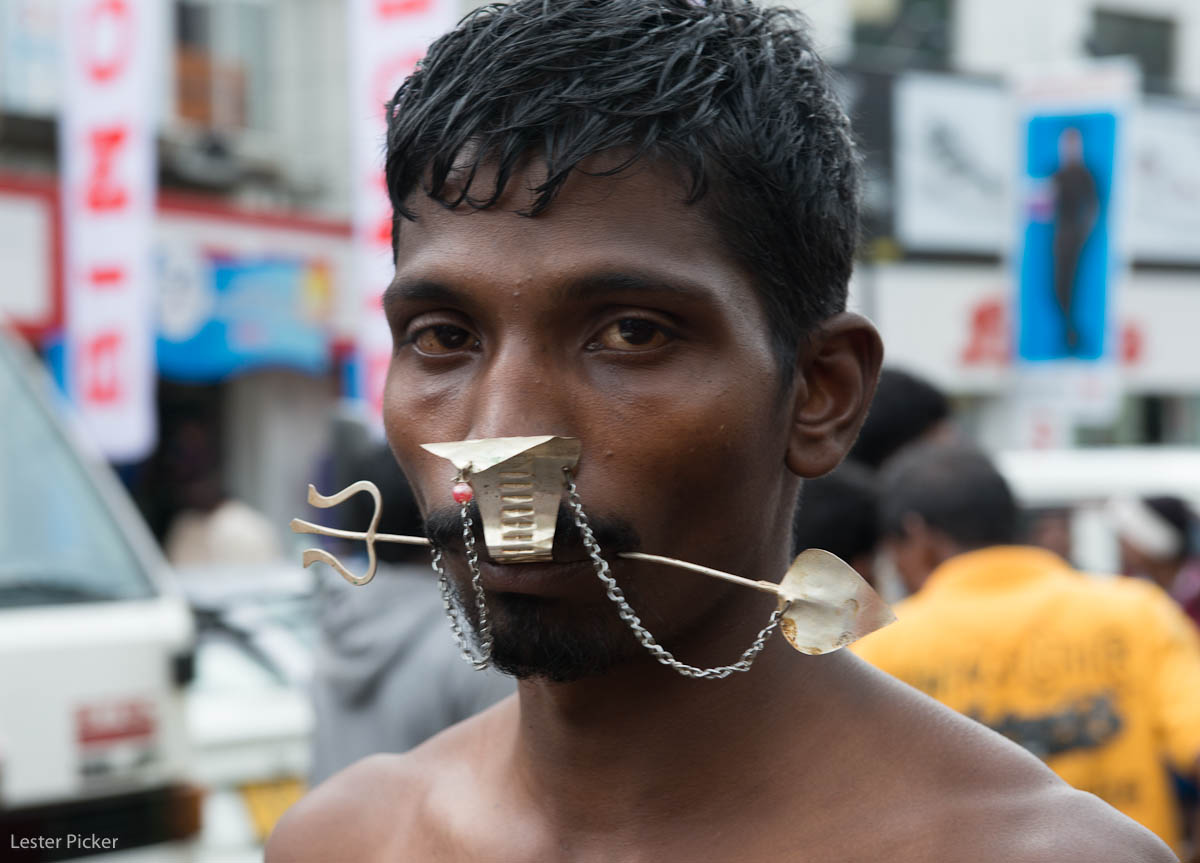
423,499,641,561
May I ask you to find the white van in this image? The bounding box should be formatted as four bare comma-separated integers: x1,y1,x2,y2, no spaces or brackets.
996,447,1200,574
0,330,202,861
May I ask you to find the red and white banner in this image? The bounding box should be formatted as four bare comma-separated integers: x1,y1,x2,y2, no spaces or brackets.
59,0,159,461
347,0,457,427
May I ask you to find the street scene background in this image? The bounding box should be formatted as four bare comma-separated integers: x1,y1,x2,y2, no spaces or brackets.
1,0,1199,861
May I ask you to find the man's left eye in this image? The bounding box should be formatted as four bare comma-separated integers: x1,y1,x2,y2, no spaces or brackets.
589,318,672,352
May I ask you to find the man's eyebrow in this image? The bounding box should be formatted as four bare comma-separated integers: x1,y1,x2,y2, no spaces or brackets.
381,271,716,314
381,279,463,314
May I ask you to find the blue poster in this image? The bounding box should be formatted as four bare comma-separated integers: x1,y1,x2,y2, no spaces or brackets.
157,257,331,381
1017,112,1117,362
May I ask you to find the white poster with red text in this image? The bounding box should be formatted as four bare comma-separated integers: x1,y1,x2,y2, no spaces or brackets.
348,0,458,428
59,0,159,461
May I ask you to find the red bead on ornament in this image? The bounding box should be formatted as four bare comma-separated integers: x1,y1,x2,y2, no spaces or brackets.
451,481,474,504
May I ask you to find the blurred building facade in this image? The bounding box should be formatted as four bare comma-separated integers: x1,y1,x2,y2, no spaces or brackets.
841,0,1200,449
0,0,1197,545
0,0,360,545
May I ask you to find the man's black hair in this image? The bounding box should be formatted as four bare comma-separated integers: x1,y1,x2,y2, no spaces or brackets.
793,461,880,562
880,441,1018,551
385,0,861,376
849,368,951,469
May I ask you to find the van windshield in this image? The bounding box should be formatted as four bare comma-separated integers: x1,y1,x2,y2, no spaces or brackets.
0,340,155,608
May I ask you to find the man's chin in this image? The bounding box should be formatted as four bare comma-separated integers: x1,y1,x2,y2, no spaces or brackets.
485,592,639,683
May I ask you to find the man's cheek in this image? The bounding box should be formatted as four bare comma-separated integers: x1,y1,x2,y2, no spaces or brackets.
615,439,765,536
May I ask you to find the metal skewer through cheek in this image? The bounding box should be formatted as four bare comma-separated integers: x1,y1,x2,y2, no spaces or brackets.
290,493,792,603
292,469,892,673
291,477,788,678
294,433,894,671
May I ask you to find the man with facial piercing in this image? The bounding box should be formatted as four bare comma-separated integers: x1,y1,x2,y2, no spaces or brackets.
268,2,1174,861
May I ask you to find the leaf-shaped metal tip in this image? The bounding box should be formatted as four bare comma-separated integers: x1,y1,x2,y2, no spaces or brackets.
776,549,895,655
617,549,894,656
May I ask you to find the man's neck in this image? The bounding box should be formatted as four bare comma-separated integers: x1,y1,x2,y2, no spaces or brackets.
500,592,864,841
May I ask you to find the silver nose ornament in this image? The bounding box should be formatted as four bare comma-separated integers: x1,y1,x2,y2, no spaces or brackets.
290,435,894,675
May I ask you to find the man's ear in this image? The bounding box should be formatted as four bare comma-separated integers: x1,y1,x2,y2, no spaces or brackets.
785,312,883,478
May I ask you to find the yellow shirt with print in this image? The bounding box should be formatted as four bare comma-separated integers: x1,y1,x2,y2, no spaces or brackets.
854,546,1200,855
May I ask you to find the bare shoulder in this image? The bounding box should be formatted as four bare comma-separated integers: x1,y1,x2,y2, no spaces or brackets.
264,752,421,863
939,782,1175,863
266,701,511,863
847,661,1174,863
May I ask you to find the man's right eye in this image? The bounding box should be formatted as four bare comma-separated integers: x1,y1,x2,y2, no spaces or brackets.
410,324,479,355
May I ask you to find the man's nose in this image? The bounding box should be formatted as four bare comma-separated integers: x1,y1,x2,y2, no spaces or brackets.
464,340,573,441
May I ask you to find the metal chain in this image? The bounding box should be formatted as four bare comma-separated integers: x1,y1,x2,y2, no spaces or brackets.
563,472,784,680
460,497,493,666
431,547,477,666
429,496,493,670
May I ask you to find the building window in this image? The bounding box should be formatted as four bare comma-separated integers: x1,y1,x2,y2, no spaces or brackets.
851,0,954,70
174,0,272,131
1088,9,1176,94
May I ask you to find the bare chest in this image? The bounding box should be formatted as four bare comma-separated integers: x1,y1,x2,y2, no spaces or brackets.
393,793,928,863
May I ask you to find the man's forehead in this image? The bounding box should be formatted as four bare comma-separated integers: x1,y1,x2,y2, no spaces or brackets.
400,152,705,232
391,156,742,285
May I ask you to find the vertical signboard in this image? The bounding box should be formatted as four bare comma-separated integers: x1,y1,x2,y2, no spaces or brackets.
1014,61,1136,365
59,0,159,461
1131,100,1200,264
894,72,1009,254
1004,62,1137,448
347,0,457,426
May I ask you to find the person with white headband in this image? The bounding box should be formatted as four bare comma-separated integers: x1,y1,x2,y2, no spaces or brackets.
1109,495,1200,630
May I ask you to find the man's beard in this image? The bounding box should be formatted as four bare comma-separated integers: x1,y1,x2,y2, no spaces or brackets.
425,502,645,683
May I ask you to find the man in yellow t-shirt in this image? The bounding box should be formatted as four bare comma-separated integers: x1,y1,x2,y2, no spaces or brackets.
855,441,1200,857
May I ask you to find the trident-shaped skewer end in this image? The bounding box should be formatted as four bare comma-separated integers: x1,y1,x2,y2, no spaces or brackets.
291,480,385,586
